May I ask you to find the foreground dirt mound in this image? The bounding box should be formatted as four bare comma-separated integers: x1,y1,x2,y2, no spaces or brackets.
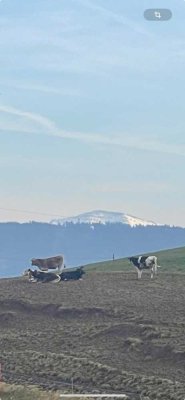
0,272,185,399
0,298,109,320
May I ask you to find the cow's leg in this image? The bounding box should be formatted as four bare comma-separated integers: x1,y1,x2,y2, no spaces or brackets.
153,257,158,275
58,261,64,274
31,278,38,283
136,268,142,279
152,263,158,278
53,274,61,283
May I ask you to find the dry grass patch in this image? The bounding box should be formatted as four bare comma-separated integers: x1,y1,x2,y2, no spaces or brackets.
0,383,60,400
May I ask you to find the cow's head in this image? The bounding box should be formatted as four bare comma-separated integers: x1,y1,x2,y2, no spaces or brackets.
23,268,35,281
31,258,36,265
22,269,30,276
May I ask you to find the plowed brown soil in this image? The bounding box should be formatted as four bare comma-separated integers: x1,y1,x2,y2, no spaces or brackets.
0,271,185,400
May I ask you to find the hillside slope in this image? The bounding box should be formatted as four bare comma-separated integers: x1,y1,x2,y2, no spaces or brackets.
1,222,185,277
84,246,185,272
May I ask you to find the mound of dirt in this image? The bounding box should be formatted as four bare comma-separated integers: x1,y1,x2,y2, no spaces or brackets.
0,311,17,323
1,272,185,399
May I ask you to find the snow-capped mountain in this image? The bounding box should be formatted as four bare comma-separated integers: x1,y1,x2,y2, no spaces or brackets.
50,210,159,227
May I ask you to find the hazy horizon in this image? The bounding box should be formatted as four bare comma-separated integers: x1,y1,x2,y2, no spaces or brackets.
0,208,182,228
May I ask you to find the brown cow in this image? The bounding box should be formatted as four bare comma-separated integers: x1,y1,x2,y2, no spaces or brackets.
31,255,64,273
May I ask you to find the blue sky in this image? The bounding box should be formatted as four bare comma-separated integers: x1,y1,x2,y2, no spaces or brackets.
0,0,185,226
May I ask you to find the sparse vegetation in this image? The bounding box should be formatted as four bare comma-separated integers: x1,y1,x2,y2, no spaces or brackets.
0,383,60,400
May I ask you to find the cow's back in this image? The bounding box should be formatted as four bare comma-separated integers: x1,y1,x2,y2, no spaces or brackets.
45,255,63,263
139,256,148,264
145,255,157,265
31,255,63,270
60,268,84,281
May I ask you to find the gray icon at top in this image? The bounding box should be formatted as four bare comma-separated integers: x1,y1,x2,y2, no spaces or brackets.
144,9,172,21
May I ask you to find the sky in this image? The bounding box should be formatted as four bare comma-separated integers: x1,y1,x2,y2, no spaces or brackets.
0,0,185,226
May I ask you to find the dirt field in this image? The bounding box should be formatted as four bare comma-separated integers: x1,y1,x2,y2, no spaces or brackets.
0,271,185,400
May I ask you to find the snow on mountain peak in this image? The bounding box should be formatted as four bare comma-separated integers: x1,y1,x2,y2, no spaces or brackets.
50,210,159,227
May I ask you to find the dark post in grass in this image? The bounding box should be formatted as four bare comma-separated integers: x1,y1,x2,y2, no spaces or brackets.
71,377,74,393
0,363,2,382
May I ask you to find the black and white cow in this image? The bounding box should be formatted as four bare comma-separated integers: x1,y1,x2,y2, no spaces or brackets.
24,269,61,283
128,256,160,279
60,266,85,281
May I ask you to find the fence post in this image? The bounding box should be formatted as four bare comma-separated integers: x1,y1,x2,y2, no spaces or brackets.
71,377,74,394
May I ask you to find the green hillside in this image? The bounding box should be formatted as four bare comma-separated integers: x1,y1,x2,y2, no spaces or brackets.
0,383,60,400
84,246,185,273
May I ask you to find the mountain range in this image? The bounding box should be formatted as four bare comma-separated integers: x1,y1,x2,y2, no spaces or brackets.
51,210,160,227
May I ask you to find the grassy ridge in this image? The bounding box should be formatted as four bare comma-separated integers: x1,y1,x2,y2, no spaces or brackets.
84,246,185,272
0,384,91,400
0,383,60,400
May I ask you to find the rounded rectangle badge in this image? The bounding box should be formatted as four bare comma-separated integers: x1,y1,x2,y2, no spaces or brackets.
144,8,172,21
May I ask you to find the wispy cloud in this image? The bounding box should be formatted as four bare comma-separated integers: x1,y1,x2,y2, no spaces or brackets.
77,0,154,37
0,0,174,79
1,103,185,157
0,104,56,133
0,81,85,97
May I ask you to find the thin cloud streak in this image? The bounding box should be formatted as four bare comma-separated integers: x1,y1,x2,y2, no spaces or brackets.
0,81,85,97
1,104,185,157
91,181,174,194
0,104,56,132
78,0,155,38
